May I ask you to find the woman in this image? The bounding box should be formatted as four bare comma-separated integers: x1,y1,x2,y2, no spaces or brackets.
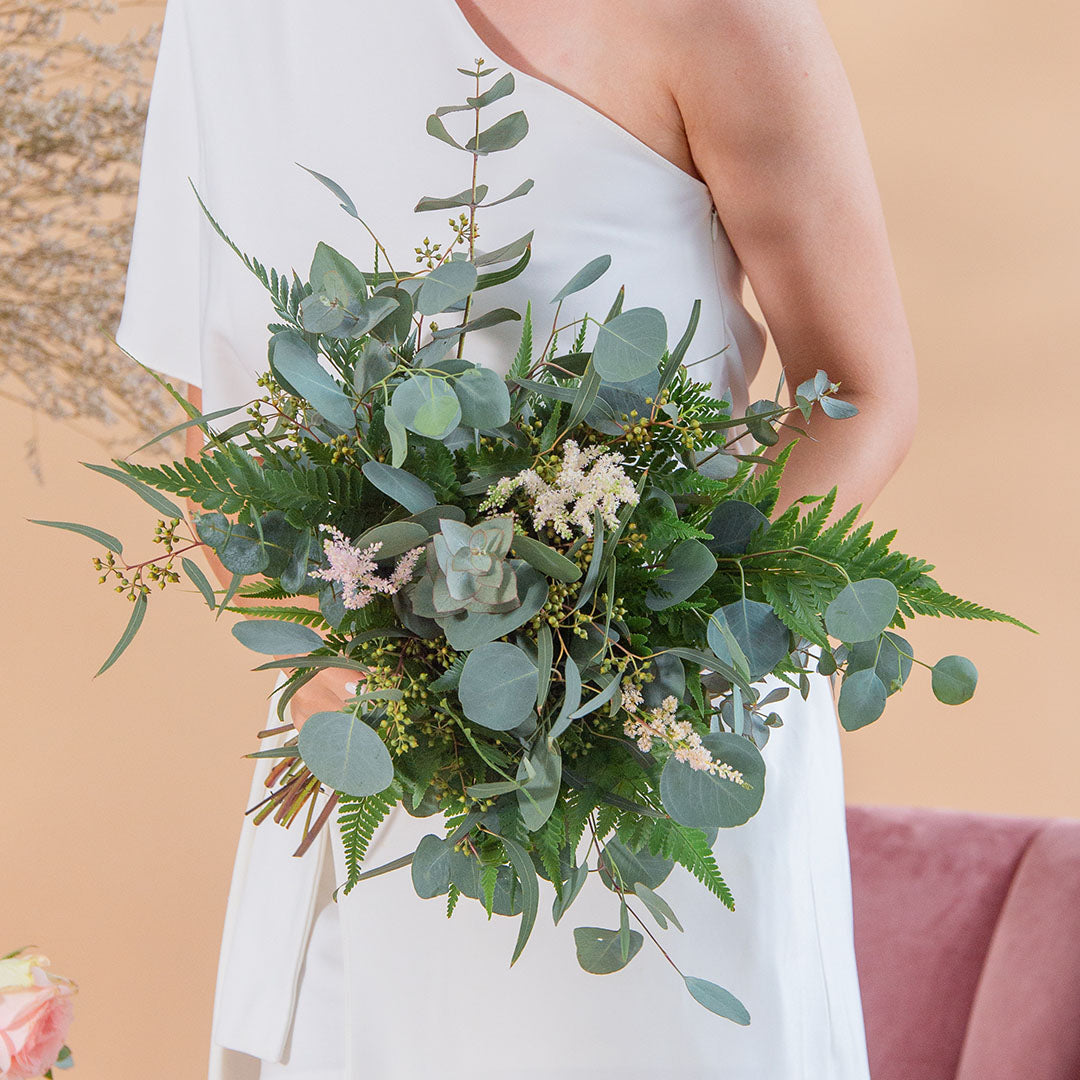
118,0,917,1076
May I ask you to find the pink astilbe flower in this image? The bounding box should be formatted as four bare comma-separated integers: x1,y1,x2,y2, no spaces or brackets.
309,525,424,610
622,693,745,783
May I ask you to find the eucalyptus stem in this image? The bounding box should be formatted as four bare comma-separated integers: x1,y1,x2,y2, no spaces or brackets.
456,64,483,359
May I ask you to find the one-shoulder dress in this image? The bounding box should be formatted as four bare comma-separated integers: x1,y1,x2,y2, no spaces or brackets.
115,2,872,1077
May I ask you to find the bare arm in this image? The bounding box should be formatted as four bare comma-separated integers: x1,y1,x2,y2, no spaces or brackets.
183,382,350,730
666,0,918,517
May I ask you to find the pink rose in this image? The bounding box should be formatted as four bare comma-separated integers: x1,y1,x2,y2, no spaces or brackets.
0,951,77,1080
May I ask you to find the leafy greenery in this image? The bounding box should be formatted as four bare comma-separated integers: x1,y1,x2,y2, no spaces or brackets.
42,57,1032,1025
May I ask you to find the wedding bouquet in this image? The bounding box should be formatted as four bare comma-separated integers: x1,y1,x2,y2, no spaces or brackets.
32,63,1030,1022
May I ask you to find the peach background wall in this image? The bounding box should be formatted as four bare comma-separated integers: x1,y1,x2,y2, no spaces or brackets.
3,1,1076,1077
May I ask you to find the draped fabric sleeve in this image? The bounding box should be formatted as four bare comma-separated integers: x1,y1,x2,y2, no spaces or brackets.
114,0,205,390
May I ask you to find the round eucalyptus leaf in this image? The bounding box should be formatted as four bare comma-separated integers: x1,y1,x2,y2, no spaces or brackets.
440,567,549,651
416,260,477,315
931,655,978,705
825,578,899,643
281,530,315,594
683,976,751,1025
573,926,643,975
297,710,394,797
269,330,357,431
707,599,790,680
591,307,668,383
848,631,913,695
299,290,350,334
368,287,414,345
361,461,437,513
231,619,324,656
391,376,462,439
453,366,512,429
346,295,401,340
641,650,686,710
659,731,765,829
449,848,483,898
646,540,717,610
816,649,838,676
356,521,430,560
258,510,300,579
352,338,396,395
692,448,741,480
308,241,367,300
704,501,770,556
219,524,269,575
598,837,674,893
744,399,780,446
837,668,888,731
319,581,346,629
405,504,467,533
820,395,859,419
411,834,452,899
458,642,538,730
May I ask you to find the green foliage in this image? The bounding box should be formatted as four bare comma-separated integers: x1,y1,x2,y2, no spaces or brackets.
644,819,735,911
338,790,396,895
116,445,365,520
221,604,329,630
64,56,1029,1018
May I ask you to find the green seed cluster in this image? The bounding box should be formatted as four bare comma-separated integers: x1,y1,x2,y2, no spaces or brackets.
414,235,443,269
92,516,186,600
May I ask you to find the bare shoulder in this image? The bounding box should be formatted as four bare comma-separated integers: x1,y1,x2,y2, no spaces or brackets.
650,0,852,147
649,0,831,72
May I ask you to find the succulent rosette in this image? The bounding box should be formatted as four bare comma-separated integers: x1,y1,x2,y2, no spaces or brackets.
35,63,1032,1022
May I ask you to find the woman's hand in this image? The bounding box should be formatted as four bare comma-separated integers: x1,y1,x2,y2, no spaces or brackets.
283,666,361,733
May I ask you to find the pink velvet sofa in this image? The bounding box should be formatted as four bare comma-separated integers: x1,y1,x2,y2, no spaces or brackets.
847,804,1080,1080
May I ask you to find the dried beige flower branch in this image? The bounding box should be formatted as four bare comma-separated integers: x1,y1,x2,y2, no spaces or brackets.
2,1,179,477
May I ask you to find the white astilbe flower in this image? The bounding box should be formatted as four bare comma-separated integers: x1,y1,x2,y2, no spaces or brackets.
309,525,424,610
623,695,745,782
618,683,644,714
482,439,638,539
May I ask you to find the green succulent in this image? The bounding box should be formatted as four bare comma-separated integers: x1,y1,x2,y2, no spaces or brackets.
428,516,519,615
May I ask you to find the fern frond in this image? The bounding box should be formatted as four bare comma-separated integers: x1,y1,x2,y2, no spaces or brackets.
237,580,299,600
649,819,735,911
790,487,838,547
481,862,499,917
901,584,1035,631
533,804,568,898
221,604,329,630
509,301,533,379
446,881,461,918
338,791,395,895
758,574,831,650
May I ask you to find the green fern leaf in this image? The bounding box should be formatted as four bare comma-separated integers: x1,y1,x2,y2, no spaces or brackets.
338,791,394,895
650,819,735,911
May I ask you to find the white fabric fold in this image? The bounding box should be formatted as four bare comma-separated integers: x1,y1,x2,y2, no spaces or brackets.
209,672,327,1066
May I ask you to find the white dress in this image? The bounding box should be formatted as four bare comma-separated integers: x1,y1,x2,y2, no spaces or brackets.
115,2,872,1077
